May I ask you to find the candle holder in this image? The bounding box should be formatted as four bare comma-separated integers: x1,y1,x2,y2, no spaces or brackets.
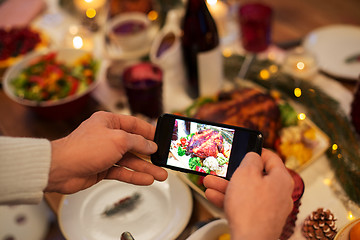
283,47,318,80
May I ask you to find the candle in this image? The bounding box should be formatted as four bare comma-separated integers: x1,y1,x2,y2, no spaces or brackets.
283,48,318,79
207,0,229,37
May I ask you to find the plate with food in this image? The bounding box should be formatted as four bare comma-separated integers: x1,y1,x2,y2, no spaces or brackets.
174,87,329,197
0,26,48,73
58,171,193,240
3,48,100,119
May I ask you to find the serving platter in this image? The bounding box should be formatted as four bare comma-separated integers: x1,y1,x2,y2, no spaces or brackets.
58,171,192,240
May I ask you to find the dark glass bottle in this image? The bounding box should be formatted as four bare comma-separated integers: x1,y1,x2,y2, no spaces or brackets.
351,83,360,135
181,0,223,99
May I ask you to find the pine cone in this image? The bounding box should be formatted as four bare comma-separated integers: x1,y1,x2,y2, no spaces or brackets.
302,208,337,239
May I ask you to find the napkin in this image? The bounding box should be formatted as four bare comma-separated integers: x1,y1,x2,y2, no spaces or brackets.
0,0,45,28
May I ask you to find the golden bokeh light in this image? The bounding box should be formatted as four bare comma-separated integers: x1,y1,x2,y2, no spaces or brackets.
323,178,332,186
148,10,158,21
260,69,270,80
296,61,305,70
86,8,96,18
332,144,338,151
269,64,278,73
297,113,306,120
294,87,302,97
222,48,232,58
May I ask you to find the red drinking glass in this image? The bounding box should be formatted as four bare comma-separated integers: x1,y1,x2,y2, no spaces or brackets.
280,168,305,240
238,3,273,53
122,62,163,119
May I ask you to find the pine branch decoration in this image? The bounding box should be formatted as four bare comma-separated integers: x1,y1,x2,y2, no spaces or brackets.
224,55,360,204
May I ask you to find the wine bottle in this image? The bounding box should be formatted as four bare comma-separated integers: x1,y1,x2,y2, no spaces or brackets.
181,0,223,99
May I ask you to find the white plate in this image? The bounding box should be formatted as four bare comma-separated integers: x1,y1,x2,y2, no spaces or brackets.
303,24,360,80
186,218,230,240
58,171,193,240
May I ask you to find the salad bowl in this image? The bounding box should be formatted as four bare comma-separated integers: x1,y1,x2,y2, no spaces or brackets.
3,48,100,119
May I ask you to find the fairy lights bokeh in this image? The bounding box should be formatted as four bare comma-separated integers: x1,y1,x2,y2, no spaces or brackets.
294,87,302,97
147,10,158,21
86,8,96,18
297,113,306,120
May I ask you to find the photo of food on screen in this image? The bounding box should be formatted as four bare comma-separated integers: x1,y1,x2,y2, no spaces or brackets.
167,119,235,177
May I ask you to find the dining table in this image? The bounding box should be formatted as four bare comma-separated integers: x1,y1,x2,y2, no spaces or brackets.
0,0,360,239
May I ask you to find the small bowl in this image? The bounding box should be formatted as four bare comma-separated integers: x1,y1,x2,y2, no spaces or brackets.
107,12,151,51
3,48,100,119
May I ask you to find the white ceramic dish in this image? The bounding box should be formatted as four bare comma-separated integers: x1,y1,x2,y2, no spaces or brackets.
303,24,360,80
107,12,150,52
58,171,193,240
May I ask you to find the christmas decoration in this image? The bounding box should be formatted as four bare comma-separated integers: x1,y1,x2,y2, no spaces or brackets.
301,208,337,239
224,54,360,205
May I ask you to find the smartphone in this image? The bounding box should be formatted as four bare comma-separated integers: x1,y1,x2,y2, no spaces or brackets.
151,113,263,180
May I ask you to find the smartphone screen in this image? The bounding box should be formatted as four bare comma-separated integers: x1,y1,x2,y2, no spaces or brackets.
151,114,263,180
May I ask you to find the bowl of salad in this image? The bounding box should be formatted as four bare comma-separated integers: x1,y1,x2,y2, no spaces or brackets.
3,48,100,119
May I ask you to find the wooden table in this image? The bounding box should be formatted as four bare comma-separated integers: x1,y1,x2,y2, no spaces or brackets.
0,0,359,239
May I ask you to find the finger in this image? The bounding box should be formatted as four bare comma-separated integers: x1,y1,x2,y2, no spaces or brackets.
113,114,156,140
106,165,157,185
204,188,225,208
203,175,228,194
118,154,168,181
261,148,286,174
114,131,158,156
237,151,264,173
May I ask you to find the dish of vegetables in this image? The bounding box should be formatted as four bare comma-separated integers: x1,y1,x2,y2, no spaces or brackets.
9,51,98,102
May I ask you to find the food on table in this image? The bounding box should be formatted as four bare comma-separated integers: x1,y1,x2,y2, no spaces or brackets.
102,192,141,217
301,208,337,240
0,27,45,68
10,52,98,102
193,88,281,148
350,220,360,240
278,120,318,169
218,233,231,240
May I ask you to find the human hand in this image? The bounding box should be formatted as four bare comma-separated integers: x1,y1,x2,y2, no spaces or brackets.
45,111,168,194
203,149,294,240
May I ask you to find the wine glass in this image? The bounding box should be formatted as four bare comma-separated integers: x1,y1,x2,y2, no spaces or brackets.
237,3,273,79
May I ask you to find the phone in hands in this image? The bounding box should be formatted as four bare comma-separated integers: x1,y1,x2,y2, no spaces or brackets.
151,114,263,180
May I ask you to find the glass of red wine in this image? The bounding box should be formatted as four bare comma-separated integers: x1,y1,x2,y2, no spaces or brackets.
237,3,273,78
122,62,163,119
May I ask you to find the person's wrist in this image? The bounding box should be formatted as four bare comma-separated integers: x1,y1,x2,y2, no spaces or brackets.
45,138,67,192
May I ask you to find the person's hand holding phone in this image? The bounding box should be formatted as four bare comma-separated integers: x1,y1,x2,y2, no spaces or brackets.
46,111,168,194
203,149,294,240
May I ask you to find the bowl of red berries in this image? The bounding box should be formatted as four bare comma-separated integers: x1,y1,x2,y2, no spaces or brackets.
3,48,100,119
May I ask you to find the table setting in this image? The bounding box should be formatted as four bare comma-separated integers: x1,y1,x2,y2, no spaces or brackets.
0,0,360,239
